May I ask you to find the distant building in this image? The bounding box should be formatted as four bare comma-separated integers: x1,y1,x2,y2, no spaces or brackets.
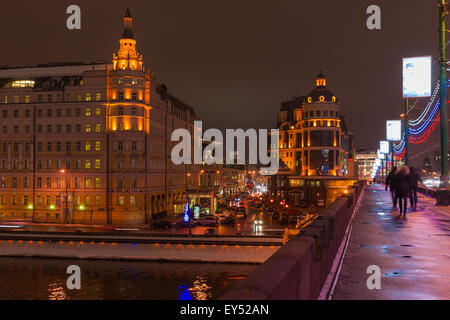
355,149,377,180
0,8,199,225
269,72,355,206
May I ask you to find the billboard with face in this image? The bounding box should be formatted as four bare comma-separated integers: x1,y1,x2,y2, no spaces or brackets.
402,56,432,98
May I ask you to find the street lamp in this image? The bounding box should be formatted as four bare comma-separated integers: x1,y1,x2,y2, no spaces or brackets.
185,172,192,236
60,169,69,224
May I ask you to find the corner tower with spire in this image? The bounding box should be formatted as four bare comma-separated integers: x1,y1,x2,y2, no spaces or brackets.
112,7,144,72
106,6,151,225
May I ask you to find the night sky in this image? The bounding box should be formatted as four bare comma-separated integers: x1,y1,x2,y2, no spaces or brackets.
0,0,443,153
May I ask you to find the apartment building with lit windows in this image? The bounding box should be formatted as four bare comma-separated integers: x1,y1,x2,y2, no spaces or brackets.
0,8,198,225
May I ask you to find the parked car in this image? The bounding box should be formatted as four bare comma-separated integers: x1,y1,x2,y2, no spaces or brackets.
176,220,198,228
150,220,171,229
220,217,235,225
216,210,232,218
196,217,218,227
204,228,217,236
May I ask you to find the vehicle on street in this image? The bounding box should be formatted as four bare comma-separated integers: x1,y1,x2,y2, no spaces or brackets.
204,228,217,236
220,217,235,225
196,216,218,227
176,220,198,228
150,220,171,229
235,207,246,219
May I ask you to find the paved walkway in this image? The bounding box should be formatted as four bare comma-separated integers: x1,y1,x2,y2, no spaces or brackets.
332,184,450,300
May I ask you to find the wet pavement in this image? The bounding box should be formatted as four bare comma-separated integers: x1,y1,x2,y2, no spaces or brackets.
332,184,450,300
0,206,287,237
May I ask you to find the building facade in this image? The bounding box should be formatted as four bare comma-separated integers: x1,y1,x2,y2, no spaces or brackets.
355,149,377,181
270,72,355,206
0,8,198,225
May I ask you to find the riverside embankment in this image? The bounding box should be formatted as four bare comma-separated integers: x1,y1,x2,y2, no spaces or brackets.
0,232,281,263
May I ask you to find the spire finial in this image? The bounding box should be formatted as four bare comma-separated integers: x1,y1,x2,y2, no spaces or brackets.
122,5,134,39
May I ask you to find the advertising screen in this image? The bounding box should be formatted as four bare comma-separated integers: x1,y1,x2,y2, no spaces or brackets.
387,120,402,141
402,56,432,98
380,141,389,154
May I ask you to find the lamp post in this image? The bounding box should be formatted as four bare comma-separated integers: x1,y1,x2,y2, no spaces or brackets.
185,171,192,236
439,0,448,188
60,170,69,224
404,100,409,166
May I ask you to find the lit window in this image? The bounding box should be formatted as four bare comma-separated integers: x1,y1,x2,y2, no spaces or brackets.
85,160,91,169
86,142,91,151
10,80,35,88
95,108,101,116
86,108,91,117
96,93,101,101
86,124,91,133
130,196,136,206
95,159,100,169
86,93,91,102
95,141,101,151
25,95,30,103
14,96,19,103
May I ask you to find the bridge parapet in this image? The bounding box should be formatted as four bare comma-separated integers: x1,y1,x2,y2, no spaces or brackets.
220,181,366,300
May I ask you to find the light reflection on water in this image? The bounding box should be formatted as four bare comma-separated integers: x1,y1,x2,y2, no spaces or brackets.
0,257,256,300
48,282,67,300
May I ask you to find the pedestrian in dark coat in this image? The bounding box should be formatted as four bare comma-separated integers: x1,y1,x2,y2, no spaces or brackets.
408,167,422,209
385,167,398,208
395,166,411,217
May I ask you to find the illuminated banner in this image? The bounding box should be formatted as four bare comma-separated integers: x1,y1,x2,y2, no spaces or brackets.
377,150,384,159
402,56,432,98
193,206,200,220
380,141,389,154
375,159,381,166
386,120,402,141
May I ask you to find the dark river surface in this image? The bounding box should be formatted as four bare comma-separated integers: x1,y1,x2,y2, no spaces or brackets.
0,257,257,300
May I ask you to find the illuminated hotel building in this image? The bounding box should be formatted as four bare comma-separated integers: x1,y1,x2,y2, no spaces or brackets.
270,72,355,204
0,8,198,225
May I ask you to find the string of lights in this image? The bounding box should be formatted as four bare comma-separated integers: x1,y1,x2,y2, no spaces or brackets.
409,100,440,136
377,81,447,179
408,81,440,126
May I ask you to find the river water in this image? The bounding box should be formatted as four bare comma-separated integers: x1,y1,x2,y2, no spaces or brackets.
0,257,257,300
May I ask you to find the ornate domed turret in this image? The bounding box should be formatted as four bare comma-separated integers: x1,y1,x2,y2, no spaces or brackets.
306,71,338,103
112,7,144,71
